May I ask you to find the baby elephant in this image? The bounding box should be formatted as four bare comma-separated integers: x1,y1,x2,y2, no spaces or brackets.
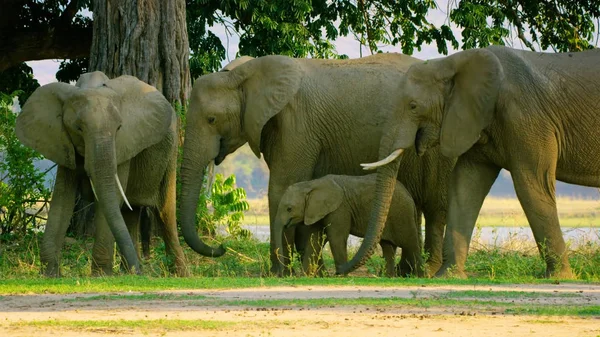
274,174,423,277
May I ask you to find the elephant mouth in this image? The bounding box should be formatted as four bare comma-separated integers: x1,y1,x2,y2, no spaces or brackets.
214,138,227,165
415,127,426,156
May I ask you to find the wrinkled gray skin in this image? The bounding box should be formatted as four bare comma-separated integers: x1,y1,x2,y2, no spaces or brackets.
180,54,454,275
16,72,188,277
274,174,423,277
341,46,600,279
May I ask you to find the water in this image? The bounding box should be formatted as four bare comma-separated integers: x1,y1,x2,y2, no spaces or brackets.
242,224,599,249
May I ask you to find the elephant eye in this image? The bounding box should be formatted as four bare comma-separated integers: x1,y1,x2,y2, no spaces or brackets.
286,206,292,212
409,101,417,110
77,125,83,132
207,116,216,125
117,125,122,131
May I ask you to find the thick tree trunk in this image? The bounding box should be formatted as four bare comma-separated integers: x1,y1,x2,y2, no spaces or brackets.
89,0,191,104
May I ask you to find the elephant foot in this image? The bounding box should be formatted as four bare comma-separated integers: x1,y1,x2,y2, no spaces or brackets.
175,264,190,277
546,263,574,280
434,264,467,279
91,262,114,277
424,260,442,278
41,265,61,278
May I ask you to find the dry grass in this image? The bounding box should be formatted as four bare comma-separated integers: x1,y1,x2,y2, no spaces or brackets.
243,196,600,228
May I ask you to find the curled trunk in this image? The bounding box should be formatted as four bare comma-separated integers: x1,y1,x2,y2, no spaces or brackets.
337,158,401,275
179,152,225,257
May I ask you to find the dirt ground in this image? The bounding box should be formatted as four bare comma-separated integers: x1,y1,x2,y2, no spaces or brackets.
1,283,599,337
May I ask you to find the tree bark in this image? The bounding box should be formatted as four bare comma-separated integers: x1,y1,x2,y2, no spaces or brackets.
89,0,191,104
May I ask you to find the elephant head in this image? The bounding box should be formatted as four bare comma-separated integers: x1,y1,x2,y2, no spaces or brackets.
272,178,343,270
15,73,174,272
338,49,504,275
179,55,303,257
76,71,110,89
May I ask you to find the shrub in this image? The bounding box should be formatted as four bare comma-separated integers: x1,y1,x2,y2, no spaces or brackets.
0,91,51,240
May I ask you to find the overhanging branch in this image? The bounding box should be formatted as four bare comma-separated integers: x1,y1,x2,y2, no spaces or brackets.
0,26,92,72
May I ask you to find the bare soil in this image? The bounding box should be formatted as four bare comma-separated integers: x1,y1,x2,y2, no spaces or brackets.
2,283,599,337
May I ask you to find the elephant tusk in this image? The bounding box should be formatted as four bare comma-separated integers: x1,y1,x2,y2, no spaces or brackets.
115,173,133,211
360,149,404,170
89,178,99,201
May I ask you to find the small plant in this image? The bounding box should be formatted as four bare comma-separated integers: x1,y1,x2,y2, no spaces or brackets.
0,91,51,240
197,173,251,240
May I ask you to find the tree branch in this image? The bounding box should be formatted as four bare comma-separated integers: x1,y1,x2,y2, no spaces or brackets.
0,26,92,72
59,0,81,27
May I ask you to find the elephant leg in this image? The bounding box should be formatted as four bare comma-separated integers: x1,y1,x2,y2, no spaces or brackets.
300,225,327,277
380,242,396,277
436,156,500,278
120,207,142,272
423,211,445,277
398,240,424,277
156,205,189,277
91,206,115,276
511,161,572,279
157,159,189,277
40,166,78,277
329,234,349,275
140,208,152,260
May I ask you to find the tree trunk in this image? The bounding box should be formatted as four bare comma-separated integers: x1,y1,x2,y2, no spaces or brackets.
89,0,191,104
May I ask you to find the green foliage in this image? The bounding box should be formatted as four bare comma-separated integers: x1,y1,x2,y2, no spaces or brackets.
0,64,40,105
0,91,51,240
450,0,600,52
56,58,89,84
197,174,251,240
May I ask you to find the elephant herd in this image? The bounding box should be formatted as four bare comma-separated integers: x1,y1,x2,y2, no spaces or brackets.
16,45,600,279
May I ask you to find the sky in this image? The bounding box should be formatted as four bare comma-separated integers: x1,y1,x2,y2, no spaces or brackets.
25,1,499,85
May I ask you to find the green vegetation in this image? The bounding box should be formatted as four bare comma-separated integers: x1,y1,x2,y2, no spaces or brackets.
1,220,599,282
19,319,239,331
0,91,51,239
21,294,600,318
442,290,582,299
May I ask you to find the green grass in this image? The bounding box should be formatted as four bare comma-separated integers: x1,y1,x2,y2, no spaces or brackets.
17,319,239,331
0,276,555,295
442,290,582,299
59,294,600,317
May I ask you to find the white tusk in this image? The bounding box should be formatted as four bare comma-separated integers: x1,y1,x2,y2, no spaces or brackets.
115,173,133,211
89,179,99,201
360,149,404,170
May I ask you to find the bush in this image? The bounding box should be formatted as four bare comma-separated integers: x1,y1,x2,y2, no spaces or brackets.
0,91,51,240
197,173,251,240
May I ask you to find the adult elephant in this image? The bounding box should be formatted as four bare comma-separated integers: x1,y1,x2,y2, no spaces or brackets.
340,45,600,279
16,72,190,277
179,54,455,275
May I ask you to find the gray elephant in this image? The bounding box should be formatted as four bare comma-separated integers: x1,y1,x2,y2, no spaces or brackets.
273,174,423,277
341,45,600,279
16,72,189,276
179,54,455,275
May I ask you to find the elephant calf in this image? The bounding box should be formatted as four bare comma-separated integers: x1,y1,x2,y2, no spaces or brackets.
273,174,423,277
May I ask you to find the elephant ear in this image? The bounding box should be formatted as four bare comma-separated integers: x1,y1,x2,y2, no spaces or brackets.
304,178,344,226
16,82,78,169
105,75,174,163
229,55,303,157
220,56,254,72
438,48,504,157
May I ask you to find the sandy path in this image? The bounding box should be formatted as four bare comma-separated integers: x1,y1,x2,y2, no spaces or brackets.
1,283,599,337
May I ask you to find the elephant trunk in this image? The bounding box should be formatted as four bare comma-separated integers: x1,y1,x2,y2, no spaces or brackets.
337,130,404,275
179,137,226,257
90,139,140,273
273,219,287,272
